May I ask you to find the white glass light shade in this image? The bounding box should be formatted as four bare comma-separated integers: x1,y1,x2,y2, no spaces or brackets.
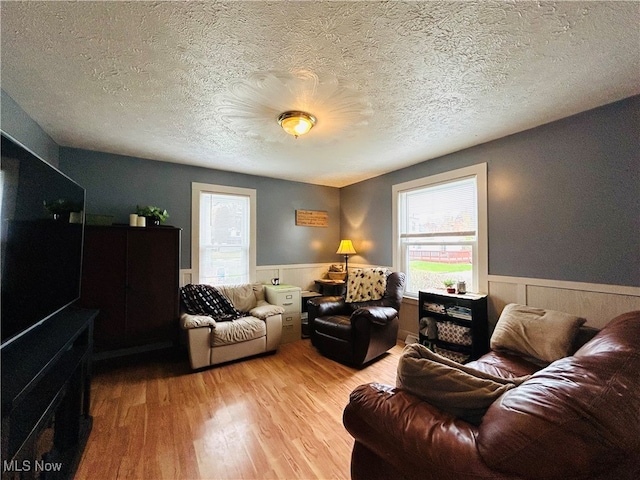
277,111,317,137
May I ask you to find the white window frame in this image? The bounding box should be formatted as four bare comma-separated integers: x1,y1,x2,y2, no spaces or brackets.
191,182,257,285
392,163,488,297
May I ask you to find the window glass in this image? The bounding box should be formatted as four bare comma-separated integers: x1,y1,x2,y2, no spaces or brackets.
192,183,256,285
394,165,487,297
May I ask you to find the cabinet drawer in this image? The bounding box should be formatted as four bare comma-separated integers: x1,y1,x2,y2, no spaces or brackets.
282,313,301,326
275,292,300,312
265,286,301,313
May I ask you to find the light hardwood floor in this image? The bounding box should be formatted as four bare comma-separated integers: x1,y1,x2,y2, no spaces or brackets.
75,339,405,480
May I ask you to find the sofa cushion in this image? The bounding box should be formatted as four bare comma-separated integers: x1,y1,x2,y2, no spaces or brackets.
211,316,267,346
467,351,544,379
396,343,528,425
314,314,352,341
478,311,640,479
574,310,638,358
352,306,398,325
490,303,586,363
216,283,263,312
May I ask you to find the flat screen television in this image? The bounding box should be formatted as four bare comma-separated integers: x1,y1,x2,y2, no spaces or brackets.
1,133,86,348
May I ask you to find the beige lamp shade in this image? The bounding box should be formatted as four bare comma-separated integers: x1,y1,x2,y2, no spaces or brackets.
336,239,356,255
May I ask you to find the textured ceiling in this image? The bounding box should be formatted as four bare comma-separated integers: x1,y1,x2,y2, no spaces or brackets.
1,1,639,187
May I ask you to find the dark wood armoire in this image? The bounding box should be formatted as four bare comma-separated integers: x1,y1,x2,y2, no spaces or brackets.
79,225,181,353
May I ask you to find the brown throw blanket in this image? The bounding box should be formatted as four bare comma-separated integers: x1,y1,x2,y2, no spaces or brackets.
396,343,529,425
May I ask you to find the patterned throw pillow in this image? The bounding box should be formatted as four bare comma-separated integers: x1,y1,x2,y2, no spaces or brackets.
180,284,242,322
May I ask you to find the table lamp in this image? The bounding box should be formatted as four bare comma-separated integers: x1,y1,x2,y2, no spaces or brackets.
336,240,357,279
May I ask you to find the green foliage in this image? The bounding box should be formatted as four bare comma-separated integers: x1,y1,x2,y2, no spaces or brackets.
410,260,471,274
43,199,81,214
136,205,169,223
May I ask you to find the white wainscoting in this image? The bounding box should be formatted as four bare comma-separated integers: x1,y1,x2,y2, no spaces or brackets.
181,268,638,342
181,263,383,291
398,276,640,343
487,275,640,331
255,264,334,291
397,297,419,345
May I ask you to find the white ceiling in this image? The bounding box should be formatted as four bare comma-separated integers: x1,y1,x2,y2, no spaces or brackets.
2,1,639,187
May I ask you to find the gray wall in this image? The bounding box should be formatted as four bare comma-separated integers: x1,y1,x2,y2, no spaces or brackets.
58,149,341,269
4,85,638,286
341,95,640,287
1,90,59,167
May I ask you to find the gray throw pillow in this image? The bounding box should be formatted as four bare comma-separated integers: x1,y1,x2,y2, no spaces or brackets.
396,344,528,425
491,303,586,363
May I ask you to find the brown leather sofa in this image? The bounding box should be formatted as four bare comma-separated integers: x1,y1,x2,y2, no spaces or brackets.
343,310,640,480
307,271,405,366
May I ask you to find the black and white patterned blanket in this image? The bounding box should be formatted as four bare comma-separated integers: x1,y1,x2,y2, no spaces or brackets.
180,284,242,322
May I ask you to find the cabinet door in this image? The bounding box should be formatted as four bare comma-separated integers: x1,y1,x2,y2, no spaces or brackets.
80,228,127,351
125,229,180,347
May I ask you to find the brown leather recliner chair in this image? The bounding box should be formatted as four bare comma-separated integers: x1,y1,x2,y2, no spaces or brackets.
307,271,406,366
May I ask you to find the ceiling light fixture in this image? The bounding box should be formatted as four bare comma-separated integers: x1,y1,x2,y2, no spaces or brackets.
277,110,317,138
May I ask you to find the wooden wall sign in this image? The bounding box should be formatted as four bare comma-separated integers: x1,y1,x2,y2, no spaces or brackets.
296,209,328,227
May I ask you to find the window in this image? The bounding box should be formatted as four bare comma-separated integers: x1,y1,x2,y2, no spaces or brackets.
191,182,256,285
393,164,487,297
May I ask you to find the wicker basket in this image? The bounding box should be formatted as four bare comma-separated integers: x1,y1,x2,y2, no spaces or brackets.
327,272,347,281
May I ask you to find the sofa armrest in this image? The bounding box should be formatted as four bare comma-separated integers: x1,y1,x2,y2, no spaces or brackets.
352,306,398,325
180,312,217,329
250,302,285,320
264,313,282,352
186,326,213,369
343,383,496,479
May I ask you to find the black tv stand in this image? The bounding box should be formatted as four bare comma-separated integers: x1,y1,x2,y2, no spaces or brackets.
1,307,97,480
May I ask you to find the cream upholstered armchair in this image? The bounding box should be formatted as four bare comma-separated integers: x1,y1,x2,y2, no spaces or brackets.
180,283,283,369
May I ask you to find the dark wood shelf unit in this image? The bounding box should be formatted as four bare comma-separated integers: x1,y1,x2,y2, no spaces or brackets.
1,306,97,480
418,289,488,363
79,225,181,355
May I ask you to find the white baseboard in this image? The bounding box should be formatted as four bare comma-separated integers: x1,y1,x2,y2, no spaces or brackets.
404,333,419,345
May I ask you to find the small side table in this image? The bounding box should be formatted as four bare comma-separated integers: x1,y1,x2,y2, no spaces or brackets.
314,279,346,296
301,291,322,338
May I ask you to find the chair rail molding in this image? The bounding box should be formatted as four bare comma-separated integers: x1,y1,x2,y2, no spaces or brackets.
397,275,640,343
487,274,640,331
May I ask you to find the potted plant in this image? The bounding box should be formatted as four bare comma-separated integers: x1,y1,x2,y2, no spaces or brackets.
443,279,456,294
136,205,169,226
44,199,82,221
